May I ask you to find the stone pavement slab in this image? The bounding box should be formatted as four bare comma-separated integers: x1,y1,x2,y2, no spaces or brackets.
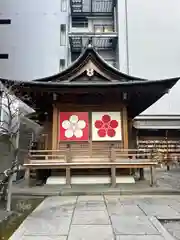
76,201,106,211
104,195,121,203
110,216,160,235
143,197,180,205
105,195,149,205
21,216,71,236
77,195,104,202
68,225,114,240
38,196,77,208
72,210,110,224
163,221,180,240
30,207,73,218
168,202,180,213
30,196,76,218
115,236,165,240
138,203,180,218
19,237,67,240
107,204,145,216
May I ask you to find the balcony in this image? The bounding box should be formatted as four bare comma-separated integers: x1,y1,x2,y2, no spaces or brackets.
70,0,117,16
69,36,117,53
69,23,118,53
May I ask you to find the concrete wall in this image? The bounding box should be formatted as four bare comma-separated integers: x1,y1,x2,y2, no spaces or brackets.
0,0,69,81
118,0,180,79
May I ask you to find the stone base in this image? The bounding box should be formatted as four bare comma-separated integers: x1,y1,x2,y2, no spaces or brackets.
46,175,135,185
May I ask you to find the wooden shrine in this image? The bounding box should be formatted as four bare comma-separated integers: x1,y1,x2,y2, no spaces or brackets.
0,44,179,186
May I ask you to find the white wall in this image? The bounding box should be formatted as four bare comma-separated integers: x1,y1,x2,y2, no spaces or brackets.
0,0,69,81
118,0,180,80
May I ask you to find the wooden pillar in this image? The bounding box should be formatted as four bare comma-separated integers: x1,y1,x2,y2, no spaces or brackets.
110,147,116,187
52,104,58,150
122,105,129,149
66,144,71,187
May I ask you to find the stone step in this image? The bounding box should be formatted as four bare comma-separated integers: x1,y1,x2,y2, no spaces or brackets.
46,175,135,185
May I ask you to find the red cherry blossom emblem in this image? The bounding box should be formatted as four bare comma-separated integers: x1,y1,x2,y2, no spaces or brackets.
94,114,119,138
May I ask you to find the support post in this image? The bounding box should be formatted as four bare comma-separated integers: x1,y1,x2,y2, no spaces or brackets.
122,105,128,149
150,166,156,187
122,105,130,175
110,146,116,188
52,104,58,150
65,144,71,187
139,168,145,180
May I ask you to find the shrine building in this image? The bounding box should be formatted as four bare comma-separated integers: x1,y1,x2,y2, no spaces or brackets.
0,45,179,185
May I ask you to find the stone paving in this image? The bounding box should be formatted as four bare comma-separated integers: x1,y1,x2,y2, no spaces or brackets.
163,221,180,240
9,195,180,240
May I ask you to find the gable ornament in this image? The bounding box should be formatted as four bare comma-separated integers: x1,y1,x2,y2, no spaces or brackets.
86,68,94,77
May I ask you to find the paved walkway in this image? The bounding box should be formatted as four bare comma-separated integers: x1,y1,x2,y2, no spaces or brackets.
10,195,180,239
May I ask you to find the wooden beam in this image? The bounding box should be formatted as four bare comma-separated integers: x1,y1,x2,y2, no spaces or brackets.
52,104,58,150
122,105,129,149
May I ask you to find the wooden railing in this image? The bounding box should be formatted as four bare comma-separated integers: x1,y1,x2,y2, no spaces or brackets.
27,148,157,164
28,150,67,162
24,148,158,187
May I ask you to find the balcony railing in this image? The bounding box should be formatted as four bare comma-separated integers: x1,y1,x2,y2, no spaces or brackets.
94,24,114,33
70,0,117,16
71,21,89,33
70,22,115,34
69,35,118,53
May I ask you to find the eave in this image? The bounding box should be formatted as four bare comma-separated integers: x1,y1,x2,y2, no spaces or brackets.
0,77,178,88
0,44,179,119
133,117,180,130
0,76,178,118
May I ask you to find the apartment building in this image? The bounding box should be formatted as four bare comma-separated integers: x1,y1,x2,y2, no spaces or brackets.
0,0,180,82
69,0,118,67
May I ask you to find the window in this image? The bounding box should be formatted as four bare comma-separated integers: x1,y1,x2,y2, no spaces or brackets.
0,19,11,24
59,59,65,71
61,0,67,12
60,24,66,46
0,54,8,59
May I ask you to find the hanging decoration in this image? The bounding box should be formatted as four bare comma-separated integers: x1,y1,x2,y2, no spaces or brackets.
59,112,89,141
92,112,122,141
